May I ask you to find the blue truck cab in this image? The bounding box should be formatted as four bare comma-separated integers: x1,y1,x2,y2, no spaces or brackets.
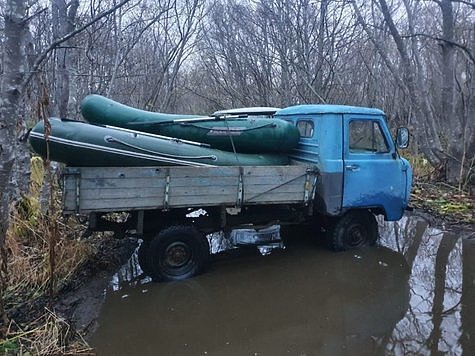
275,104,412,227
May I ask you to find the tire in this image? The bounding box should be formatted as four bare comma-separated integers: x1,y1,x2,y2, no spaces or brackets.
148,225,210,281
326,210,378,251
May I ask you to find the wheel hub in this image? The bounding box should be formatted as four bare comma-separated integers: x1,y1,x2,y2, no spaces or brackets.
347,225,365,246
165,242,191,267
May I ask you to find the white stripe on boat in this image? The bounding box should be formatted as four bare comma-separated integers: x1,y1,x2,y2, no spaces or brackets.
29,132,216,167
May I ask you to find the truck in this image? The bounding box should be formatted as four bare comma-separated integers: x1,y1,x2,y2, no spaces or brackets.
61,104,412,281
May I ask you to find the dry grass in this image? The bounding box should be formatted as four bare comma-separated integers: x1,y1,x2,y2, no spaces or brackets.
1,309,94,355
5,157,93,309
5,211,93,310
1,157,96,354
405,153,474,224
406,154,440,181
411,182,474,224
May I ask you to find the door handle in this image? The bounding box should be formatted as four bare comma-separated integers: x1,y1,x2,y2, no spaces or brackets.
345,164,360,171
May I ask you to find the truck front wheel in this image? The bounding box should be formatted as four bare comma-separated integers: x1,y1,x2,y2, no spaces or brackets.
326,211,378,251
148,225,210,281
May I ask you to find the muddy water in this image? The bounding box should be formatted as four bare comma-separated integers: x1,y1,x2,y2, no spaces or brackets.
90,213,475,355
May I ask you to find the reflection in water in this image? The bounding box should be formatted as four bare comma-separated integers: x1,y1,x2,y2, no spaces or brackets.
379,216,465,355
461,238,475,355
91,214,474,356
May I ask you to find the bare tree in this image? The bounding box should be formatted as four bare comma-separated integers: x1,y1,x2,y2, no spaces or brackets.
0,0,135,321
0,0,28,323
436,0,474,184
51,0,79,117
347,0,474,184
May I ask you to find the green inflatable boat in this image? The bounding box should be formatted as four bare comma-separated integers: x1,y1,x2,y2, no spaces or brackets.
80,95,299,153
28,118,289,167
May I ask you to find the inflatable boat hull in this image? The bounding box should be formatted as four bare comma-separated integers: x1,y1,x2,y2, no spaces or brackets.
28,118,289,167
80,95,299,153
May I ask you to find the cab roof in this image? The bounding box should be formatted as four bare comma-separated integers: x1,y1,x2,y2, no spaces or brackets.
275,104,384,116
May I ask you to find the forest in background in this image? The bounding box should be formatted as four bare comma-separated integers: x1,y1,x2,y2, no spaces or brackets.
0,0,474,352
2,0,474,181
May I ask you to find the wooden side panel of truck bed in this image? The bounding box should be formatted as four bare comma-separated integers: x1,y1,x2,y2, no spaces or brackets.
62,165,318,214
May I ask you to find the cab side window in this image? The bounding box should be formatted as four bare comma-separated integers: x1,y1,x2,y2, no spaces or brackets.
297,120,314,138
349,120,389,153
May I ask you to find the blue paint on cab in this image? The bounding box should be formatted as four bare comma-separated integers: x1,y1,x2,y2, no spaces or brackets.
275,104,412,221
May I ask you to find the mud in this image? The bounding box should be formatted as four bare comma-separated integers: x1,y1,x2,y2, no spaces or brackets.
78,211,474,355
53,237,137,335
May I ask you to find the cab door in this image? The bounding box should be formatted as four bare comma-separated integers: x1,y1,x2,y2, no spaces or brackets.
342,115,408,220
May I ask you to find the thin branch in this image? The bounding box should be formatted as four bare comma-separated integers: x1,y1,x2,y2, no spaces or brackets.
22,7,48,24
451,0,475,9
350,0,408,94
401,32,475,64
22,0,133,89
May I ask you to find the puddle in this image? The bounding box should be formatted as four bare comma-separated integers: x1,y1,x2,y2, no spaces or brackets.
90,213,475,355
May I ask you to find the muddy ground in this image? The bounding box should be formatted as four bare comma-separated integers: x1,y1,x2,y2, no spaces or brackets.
52,237,138,337
49,209,474,347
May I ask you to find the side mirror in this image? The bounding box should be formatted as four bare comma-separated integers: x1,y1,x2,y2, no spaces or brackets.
396,127,409,149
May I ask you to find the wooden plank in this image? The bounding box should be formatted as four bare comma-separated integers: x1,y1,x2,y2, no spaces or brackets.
79,187,165,200
168,166,240,178
79,176,239,189
73,167,167,179
79,177,166,189
168,194,237,206
66,165,310,179
63,193,77,210
76,177,305,197
243,166,306,177
68,166,310,182
247,175,306,183
168,176,239,188
244,192,305,203
62,174,79,212
243,175,305,186
78,198,164,211
67,199,307,214
77,175,305,194
243,199,306,206
63,191,77,212
62,165,317,213
78,185,238,200
63,176,77,190
78,193,238,211
244,184,305,195
168,186,237,196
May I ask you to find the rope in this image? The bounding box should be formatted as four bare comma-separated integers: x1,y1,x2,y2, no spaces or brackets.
223,117,239,164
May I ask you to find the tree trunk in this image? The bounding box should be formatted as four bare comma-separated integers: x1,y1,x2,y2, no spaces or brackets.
438,0,463,183
315,0,327,101
0,0,27,324
51,0,79,118
427,234,458,354
461,238,475,355
377,0,444,166
403,220,426,269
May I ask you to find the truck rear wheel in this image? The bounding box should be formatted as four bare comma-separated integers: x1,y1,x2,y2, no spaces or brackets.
148,225,210,281
326,211,378,251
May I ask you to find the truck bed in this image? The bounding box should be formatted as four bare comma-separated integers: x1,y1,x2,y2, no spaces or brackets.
62,165,318,214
